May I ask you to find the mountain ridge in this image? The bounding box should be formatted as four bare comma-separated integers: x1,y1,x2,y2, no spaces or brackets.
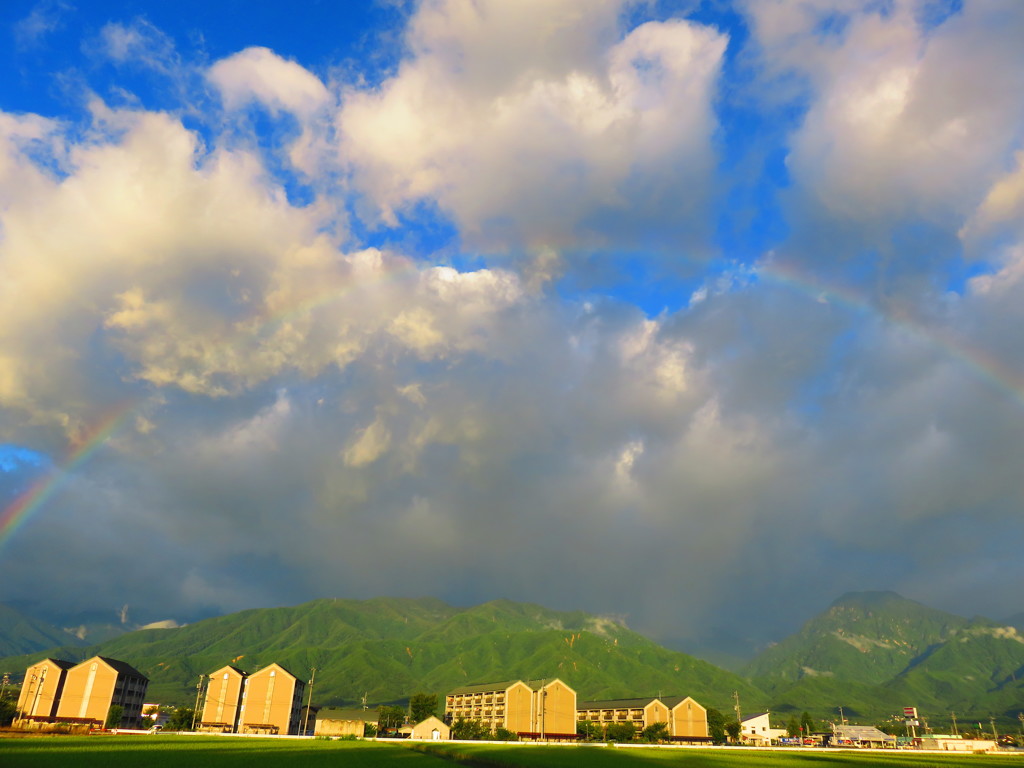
0,596,763,713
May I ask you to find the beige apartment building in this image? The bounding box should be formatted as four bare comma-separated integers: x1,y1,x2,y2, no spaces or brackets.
660,695,709,740
52,656,149,728
199,665,247,732
16,659,74,722
237,663,305,735
576,695,709,741
445,679,577,738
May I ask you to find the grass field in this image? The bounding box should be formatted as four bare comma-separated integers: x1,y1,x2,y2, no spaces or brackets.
0,735,447,767
1,736,1021,767
416,743,1024,768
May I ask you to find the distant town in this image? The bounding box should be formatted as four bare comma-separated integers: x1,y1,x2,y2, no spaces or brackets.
5,654,1012,753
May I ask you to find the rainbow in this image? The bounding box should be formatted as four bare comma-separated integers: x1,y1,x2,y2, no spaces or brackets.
0,402,136,551
759,259,1024,409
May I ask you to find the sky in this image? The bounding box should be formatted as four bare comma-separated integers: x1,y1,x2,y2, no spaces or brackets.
2,0,1024,660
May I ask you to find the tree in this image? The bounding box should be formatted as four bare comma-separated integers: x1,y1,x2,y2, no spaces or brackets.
409,692,438,723
605,721,636,743
0,697,18,727
641,721,669,743
363,722,377,737
377,705,405,732
725,720,742,743
494,727,518,741
801,711,816,735
706,708,727,745
451,717,490,740
787,715,801,737
105,705,124,729
164,706,195,731
577,720,603,742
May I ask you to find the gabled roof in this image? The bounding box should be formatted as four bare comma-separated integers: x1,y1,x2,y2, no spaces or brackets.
32,658,76,671
414,715,447,727
447,678,571,695
535,678,574,694
660,695,701,709
99,656,148,679
71,656,147,679
249,662,300,680
741,712,770,723
207,665,246,677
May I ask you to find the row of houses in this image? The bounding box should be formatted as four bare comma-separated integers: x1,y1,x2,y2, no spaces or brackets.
441,679,710,741
16,656,149,729
13,656,711,741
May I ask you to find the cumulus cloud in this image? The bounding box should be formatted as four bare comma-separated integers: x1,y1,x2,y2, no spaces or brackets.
208,47,331,118
744,0,1024,273
337,0,727,254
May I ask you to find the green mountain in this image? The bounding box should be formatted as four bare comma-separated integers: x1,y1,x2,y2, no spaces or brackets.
0,597,763,713
745,592,1024,724
0,604,85,657
745,591,970,688
882,623,1024,717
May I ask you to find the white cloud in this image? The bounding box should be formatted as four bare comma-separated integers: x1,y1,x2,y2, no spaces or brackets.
14,0,71,49
746,0,1024,233
337,0,727,251
208,47,331,118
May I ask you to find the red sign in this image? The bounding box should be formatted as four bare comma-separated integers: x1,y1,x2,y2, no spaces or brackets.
903,707,917,718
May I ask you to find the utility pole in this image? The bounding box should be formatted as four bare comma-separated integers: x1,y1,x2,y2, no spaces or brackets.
990,717,998,741
951,711,958,736
1017,712,1023,740
0,673,9,700
539,680,547,741
303,668,316,736
733,691,742,743
191,674,205,730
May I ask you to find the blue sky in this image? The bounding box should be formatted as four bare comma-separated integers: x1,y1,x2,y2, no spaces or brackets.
2,0,1024,657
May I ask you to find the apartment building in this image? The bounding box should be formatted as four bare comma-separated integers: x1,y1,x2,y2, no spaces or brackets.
15,658,74,722
577,695,709,741
236,663,305,735
52,656,149,728
199,665,247,732
577,696,670,735
445,678,576,738
660,695,709,740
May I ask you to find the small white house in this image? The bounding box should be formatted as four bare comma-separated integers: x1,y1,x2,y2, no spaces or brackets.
741,712,787,744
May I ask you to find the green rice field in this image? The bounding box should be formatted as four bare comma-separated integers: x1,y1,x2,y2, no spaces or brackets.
1,736,1022,768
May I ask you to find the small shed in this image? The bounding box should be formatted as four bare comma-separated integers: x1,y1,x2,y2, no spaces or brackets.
410,715,450,741
314,708,377,737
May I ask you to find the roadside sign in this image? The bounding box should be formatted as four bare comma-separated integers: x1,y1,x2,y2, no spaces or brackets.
903,707,917,718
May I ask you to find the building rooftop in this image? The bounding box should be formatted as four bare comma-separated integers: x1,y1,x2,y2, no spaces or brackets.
33,658,76,671
317,708,378,722
578,697,659,710
95,656,148,679
447,680,524,695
